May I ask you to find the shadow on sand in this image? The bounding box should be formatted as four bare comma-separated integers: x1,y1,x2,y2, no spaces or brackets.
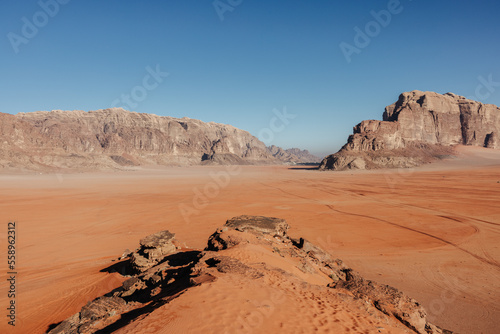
46,251,201,334
287,165,319,171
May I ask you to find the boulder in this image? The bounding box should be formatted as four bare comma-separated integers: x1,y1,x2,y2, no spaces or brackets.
224,215,289,237
129,230,177,273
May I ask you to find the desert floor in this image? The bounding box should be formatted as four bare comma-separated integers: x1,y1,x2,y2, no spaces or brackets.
1,146,499,334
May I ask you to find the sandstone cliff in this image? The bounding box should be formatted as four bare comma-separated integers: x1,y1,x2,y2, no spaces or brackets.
0,108,306,171
319,91,500,170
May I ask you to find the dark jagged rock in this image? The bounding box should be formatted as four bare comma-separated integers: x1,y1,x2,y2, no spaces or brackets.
206,215,289,251
49,297,130,334
224,215,289,237
129,230,177,273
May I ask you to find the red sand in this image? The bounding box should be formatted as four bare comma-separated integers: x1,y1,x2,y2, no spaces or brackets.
0,146,499,333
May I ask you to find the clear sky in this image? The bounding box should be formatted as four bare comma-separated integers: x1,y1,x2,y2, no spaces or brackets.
1,0,499,157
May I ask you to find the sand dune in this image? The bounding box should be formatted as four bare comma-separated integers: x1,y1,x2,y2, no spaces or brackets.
0,146,499,333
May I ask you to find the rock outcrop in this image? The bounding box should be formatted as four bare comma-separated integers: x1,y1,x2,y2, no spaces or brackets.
319,91,500,170
48,215,451,334
0,108,313,171
128,230,178,273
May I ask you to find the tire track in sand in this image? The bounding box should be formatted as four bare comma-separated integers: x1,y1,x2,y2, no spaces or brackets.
324,204,500,270
260,182,500,271
310,184,500,270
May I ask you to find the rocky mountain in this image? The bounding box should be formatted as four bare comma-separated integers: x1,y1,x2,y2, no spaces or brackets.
48,216,451,334
267,145,321,164
319,91,500,170
0,108,312,171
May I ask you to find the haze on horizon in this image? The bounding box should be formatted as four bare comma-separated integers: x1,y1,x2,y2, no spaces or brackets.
1,0,499,157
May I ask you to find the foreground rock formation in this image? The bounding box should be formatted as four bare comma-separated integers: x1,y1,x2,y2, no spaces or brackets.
0,108,312,171
320,91,500,170
48,215,451,334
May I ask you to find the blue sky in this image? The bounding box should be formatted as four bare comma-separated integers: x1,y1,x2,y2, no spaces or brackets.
1,0,499,157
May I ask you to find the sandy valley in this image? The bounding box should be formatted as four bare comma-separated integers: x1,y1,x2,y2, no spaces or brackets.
0,146,499,333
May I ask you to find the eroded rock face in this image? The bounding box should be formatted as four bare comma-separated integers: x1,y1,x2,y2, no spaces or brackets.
207,215,289,251
320,91,500,170
1,108,300,171
0,113,69,171
48,216,450,334
225,215,289,236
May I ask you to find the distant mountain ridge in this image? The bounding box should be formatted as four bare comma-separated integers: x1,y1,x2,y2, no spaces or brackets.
267,145,321,164
319,91,500,170
0,108,312,171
